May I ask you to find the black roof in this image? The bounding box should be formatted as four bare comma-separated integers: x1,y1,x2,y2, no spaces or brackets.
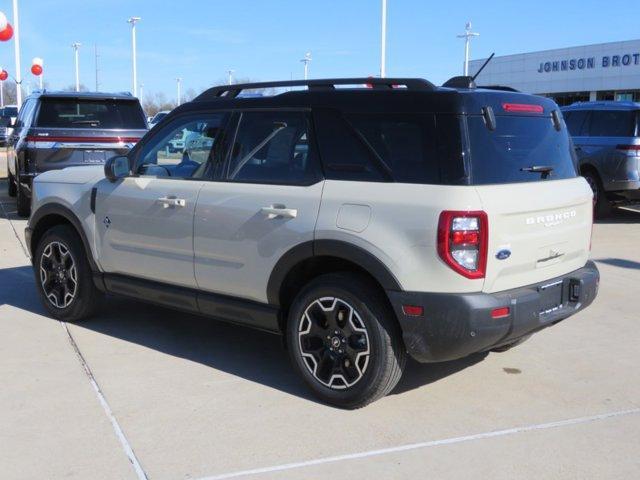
26,90,138,101
174,77,558,117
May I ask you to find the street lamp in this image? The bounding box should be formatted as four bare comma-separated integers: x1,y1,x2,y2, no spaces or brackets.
457,21,479,76
72,42,81,92
12,0,22,106
227,69,234,85
127,16,141,97
176,77,182,105
139,82,144,99
380,0,387,78
300,52,312,80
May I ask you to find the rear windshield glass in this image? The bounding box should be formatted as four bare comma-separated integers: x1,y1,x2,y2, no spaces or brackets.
36,98,146,129
346,113,467,185
467,115,577,185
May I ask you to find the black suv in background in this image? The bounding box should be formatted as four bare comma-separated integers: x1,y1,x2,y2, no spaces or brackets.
561,101,640,216
7,91,148,216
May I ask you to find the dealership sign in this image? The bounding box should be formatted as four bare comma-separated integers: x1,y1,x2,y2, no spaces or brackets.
538,53,640,73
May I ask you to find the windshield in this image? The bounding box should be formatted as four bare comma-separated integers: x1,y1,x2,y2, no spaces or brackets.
466,115,577,184
35,98,147,129
152,112,168,123
1,107,18,117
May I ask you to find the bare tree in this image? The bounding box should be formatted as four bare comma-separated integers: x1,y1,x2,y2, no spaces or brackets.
141,91,177,117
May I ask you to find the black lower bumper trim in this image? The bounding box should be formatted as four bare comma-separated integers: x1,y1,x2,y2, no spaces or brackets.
387,261,599,363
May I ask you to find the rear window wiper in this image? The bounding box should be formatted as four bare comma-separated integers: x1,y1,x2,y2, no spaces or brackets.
521,165,554,179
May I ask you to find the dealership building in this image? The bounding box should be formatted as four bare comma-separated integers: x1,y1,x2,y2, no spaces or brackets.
469,39,640,106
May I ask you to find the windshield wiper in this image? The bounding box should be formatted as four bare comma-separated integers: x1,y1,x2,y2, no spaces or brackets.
521,165,554,179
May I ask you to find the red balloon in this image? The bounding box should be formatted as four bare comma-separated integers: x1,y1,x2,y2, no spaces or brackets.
31,64,43,76
0,70,8,81
0,23,13,42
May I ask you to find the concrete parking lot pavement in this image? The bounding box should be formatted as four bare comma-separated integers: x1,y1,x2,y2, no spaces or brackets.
1,163,639,479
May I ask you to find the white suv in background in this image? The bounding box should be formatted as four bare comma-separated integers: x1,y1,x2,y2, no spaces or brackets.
25,78,599,408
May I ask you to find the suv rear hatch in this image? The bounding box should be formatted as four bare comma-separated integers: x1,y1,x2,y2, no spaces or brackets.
465,100,593,293
27,96,147,173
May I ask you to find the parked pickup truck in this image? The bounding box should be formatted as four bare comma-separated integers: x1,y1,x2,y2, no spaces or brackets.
25,77,599,408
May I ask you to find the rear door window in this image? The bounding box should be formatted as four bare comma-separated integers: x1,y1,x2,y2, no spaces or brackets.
587,110,636,137
467,115,577,185
35,98,147,129
225,111,321,185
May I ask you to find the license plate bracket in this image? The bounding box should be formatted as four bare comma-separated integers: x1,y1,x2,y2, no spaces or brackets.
83,150,107,163
538,280,563,318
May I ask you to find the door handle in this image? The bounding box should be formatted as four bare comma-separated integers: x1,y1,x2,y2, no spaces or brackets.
261,205,298,219
157,196,186,208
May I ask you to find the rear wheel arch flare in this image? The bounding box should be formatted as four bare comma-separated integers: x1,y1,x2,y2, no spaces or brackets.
268,240,402,333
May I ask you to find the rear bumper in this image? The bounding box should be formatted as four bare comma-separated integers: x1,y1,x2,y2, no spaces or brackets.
387,261,599,363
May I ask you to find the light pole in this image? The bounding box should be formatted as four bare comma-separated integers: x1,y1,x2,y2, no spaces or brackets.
12,0,22,107
457,21,479,76
227,69,234,85
176,77,181,105
380,0,387,77
127,16,140,97
139,82,144,99
72,42,81,92
300,52,312,80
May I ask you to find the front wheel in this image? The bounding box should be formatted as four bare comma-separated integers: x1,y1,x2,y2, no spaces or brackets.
34,225,102,322
287,273,406,409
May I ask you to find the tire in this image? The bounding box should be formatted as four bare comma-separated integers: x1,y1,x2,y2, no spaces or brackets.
582,170,611,218
287,273,406,409
7,170,16,197
34,225,102,322
16,176,31,217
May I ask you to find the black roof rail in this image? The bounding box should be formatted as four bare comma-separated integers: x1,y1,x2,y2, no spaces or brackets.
478,85,520,92
194,77,437,101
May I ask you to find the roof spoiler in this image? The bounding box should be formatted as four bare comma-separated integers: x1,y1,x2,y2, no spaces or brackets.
442,76,477,89
443,52,496,89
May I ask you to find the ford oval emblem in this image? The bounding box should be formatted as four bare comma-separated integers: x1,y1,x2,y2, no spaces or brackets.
496,249,511,260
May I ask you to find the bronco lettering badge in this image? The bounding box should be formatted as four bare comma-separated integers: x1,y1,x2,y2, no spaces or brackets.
526,210,577,227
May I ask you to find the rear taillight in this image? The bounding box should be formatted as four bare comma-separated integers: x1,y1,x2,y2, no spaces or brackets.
437,211,488,279
615,144,640,156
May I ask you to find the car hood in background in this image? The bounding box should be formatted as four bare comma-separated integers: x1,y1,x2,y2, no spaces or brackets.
34,165,106,184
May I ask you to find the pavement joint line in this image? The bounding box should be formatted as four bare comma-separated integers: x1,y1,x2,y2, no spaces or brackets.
1,194,149,480
59,320,149,480
0,200,29,258
195,408,640,480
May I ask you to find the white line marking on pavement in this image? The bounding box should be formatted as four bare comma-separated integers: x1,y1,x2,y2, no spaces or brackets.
60,321,149,480
197,408,640,480
0,200,29,257
1,198,148,480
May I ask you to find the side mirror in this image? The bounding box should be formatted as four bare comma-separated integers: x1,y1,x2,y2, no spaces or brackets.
104,155,130,182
